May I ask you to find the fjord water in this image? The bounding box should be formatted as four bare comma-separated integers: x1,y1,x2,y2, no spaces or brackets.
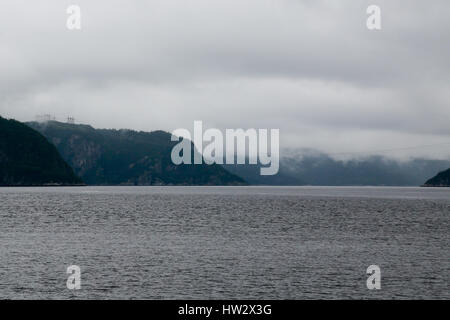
0,186,448,299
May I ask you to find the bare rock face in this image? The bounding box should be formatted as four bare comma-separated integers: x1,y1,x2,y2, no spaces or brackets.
27,121,245,186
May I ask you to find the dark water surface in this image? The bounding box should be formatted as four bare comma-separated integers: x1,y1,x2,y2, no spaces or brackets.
0,186,448,299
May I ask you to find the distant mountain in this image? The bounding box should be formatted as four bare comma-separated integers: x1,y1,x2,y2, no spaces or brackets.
225,152,450,186
283,154,450,186
0,117,82,186
423,168,450,187
28,121,245,186
223,163,303,186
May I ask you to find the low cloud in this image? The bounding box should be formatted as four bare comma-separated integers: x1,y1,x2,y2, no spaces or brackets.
1,0,449,159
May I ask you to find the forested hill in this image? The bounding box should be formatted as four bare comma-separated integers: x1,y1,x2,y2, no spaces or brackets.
0,117,82,186
27,121,245,186
423,168,450,187
224,154,450,186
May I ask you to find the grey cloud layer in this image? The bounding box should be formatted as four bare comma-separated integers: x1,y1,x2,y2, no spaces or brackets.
1,0,449,158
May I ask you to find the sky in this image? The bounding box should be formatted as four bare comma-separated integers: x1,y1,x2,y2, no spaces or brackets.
1,0,449,159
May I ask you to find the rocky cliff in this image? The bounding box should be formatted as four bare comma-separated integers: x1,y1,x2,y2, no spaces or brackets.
28,121,245,186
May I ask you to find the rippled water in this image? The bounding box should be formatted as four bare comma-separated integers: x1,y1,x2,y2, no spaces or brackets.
0,186,448,299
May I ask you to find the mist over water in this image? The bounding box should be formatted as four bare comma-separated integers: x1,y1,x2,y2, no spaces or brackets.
0,186,448,299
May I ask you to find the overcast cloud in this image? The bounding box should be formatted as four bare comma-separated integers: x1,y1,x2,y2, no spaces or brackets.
1,0,449,159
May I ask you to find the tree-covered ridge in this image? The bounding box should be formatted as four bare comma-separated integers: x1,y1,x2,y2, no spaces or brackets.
0,117,82,186
28,121,245,186
423,168,450,187
224,154,450,186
